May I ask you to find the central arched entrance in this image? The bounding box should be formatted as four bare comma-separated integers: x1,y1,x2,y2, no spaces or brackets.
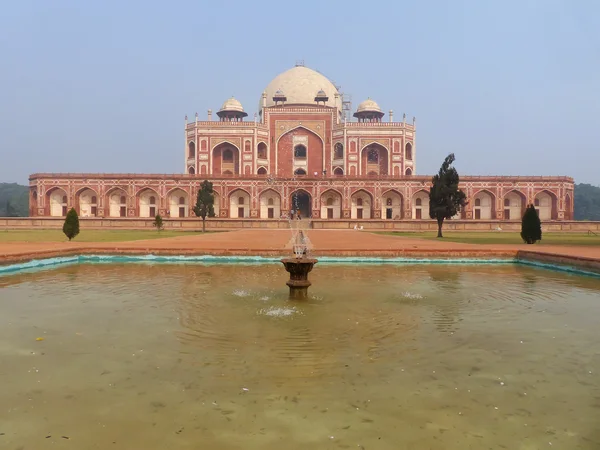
290,190,312,219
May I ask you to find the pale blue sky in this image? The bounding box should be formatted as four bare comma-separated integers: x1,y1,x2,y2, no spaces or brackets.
0,0,598,185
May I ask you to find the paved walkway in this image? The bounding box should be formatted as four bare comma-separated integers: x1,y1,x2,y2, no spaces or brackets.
0,229,598,265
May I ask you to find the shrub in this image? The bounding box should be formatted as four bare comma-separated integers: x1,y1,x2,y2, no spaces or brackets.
521,204,542,244
62,208,80,241
153,214,164,231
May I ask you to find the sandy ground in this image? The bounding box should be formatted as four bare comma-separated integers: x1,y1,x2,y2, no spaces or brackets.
0,229,598,263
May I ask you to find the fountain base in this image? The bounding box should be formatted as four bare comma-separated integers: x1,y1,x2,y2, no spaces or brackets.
281,257,318,299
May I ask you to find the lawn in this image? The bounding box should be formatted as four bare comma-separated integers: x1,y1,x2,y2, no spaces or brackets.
374,231,600,246
0,229,208,242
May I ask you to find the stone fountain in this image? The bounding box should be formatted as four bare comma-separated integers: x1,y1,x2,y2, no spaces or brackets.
281,218,317,299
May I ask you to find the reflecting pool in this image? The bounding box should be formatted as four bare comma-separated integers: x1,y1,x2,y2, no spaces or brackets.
1,263,600,449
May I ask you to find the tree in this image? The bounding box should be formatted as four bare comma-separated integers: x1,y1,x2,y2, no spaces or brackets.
62,208,80,241
429,153,467,238
5,200,16,217
193,180,216,232
153,214,164,231
521,204,542,244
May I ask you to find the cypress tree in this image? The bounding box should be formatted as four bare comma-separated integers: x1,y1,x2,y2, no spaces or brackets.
62,208,80,241
429,153,467,238
153,214,164,231
521,204,542,244
193,180,216,233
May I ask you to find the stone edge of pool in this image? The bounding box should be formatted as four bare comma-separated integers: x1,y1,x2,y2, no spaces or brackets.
0,248,599,276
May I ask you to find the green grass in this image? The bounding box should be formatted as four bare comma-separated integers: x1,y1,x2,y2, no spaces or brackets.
374,231,600,246
0,229,207,243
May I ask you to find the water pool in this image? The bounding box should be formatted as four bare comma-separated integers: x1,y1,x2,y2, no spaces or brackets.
1,262,599,449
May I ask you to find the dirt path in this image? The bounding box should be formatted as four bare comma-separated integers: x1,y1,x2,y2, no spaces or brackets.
1,229,598,264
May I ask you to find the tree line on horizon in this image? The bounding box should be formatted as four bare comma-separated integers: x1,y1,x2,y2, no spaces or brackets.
1,180,599,221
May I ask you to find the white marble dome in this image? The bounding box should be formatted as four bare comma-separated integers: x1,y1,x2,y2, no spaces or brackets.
261,66,342,112
219,97,245,113
356,98,382,113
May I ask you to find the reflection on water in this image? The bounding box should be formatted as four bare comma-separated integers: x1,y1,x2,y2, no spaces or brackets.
1,263,600,449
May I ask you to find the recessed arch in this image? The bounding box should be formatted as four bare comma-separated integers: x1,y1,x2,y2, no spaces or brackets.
405,167,412,176
212,142,241,175
333,167,344,176
166,188,189,218
275,125,325,147
412,189,430,220
257,166,268,175
257,142,268,159
188,141,196,159
534,190,558,220
565,193,572,220
294,144,307,159
294,168,307,176
229,188,250,218
46,187,68,217
290,189,312,219
334,142,344,159
360,143,389,176
405,142,413,160
381,189,404,219
320,188,343,219
188,166,195,174
350,189,373,219
137,187,159,218
502,190,526,221
106,187,128,217
472,189,496,220
76,187,99,217
259,188,281,219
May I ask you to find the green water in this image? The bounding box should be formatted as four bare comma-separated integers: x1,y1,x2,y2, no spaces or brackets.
1,263,599,449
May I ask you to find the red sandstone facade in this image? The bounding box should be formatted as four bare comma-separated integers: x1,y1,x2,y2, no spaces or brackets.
28,65,574,222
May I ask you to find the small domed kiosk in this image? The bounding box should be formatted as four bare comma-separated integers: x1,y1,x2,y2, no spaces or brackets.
216,97,248,122
354,98,384,122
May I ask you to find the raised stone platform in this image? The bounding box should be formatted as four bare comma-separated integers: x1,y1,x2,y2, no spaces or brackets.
1,217,599,232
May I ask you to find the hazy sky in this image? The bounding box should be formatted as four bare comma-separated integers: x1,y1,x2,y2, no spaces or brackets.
1,0,598,185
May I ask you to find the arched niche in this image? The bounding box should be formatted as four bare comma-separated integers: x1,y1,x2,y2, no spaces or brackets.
320,189,342,219
351,189,373,219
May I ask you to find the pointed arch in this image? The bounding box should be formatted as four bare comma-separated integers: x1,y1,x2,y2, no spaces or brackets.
75,187,99,217
320,188,342,219
166,188,189,218
412,189,430,220
46,186,68,217
105,187,128,217
257,141,268,160
212,141,241,175
259,188,281,219
290,189,312,219
229,188,250,218
381,189,404,219
360,143,389,176
277,126,325,178
275,125,325,146
405,142,413,160
502,190,526,221
472,189,496,220
350,189,374,219
533,189,558,220
137,187,159,218
565,193,572,220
